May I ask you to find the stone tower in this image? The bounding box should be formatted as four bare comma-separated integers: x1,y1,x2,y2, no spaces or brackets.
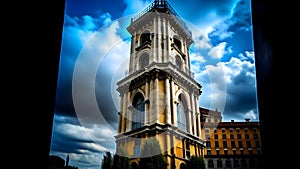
115,0,205,168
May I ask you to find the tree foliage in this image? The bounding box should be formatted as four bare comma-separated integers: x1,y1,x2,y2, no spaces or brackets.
186,155,206,169
139,137,167,169
102,151,113,169
48,155,65,169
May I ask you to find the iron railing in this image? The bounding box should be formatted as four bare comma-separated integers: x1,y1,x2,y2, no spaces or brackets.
131,0,192,36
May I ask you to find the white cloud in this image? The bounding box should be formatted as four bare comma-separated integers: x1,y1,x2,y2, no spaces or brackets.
208,42,228,59
193,37,212,49
244,110,257,120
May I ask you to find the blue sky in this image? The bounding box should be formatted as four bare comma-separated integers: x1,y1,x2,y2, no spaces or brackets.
49,0,258,168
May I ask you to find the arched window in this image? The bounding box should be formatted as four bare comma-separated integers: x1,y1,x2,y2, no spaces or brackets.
175,55,182,69
241,159,247,168
140,31,151,45
139,53,149,69
217,159,223,168
132,93,145,130
208,159,214,168
177,94,187,131
226,159,232,168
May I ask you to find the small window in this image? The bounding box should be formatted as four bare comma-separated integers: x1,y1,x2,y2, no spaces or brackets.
140,31,151,45
215,141,219,148
226,159,231,168
222,134,226,139
177,94,187,131
223,141,227,148
208,159,214,168
175,55,182,69
255,141,260,148
231,141,236,148
237,134,242,139
206,141,211,148
217,159,222,168
230,134,234,139
241,159,247,168
173,36,181,50
245,134,250,139
139,53,149,69
233,160,239,168
253,134,258,139
238,141,243,148
214,134,218,139
247,141,251,147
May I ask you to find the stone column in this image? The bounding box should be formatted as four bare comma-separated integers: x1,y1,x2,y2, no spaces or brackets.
165,76,171,124
152,17,157,63
145,80,149,124
126,91,132,131
154,71,159,123
171,80,177,126
123,92,128,132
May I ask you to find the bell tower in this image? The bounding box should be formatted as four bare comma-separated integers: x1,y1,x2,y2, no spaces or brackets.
115,0,205,168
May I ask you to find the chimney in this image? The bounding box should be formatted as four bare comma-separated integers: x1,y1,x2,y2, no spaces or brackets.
245,118,250,122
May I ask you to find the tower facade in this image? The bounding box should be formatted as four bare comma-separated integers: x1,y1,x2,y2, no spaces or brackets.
115,0,205,168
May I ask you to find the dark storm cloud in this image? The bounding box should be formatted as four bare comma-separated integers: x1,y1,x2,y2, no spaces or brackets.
50,115,116,155
222,58,258,121
171,0,237,23
208,0,251,42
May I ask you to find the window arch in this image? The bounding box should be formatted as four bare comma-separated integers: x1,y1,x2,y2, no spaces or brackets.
217,159,223,168
140,30,151,45
208,159,214,168
177,94,187,131
225,159,232,168
132,93,145,130
139,53,149,69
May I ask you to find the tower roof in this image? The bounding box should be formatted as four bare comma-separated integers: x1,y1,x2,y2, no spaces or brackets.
130,0,192,36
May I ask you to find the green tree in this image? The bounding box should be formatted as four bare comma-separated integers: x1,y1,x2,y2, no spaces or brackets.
102,151,113,169
139,137,167,169
112,146,130,169
186,155,206,169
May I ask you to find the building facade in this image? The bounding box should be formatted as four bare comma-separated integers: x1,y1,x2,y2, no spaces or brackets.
200,108,262,169
114,1,262,169
114,0,205,169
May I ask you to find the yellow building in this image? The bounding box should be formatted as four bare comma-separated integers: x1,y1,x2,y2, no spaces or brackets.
114,0,205,169
200,108,262,169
